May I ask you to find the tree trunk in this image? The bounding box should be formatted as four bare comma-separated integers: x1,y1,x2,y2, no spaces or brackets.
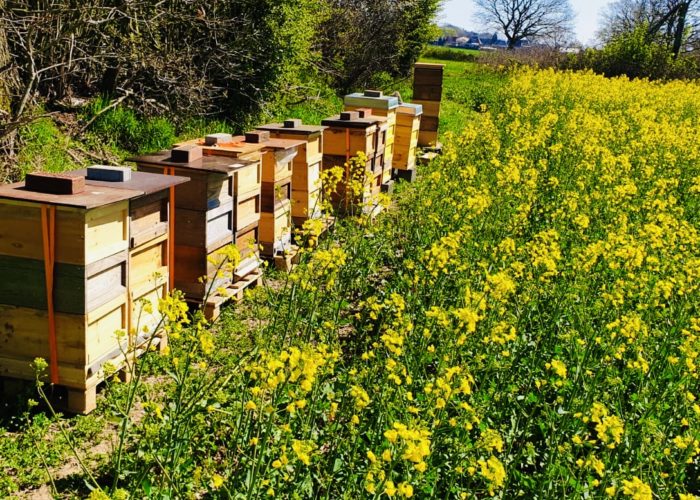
672,2,689,58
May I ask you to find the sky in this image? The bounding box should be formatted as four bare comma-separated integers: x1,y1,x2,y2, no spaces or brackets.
439,0,611,46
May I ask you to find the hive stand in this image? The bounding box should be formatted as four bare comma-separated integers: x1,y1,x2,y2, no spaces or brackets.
412,63,444,151
0,176,165,413
321,111,381,215
128,149,263,313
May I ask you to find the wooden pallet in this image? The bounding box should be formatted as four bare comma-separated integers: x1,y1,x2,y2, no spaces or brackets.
1,331,167,414
192,268,264,321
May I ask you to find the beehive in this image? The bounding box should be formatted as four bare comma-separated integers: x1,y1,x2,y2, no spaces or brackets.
344,90,399,171
394,103,423,171
352,109,390,191
321,112,379,212
256,120,327,226
0,176,151,413
129,149,262,300
412,63,444,147
176,134,267,162
70,167,188,339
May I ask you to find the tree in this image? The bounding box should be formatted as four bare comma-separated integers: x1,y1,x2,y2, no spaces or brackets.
473,0,575,49
598,0,698,57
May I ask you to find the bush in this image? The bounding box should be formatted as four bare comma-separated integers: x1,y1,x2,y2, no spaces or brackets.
422,46,479,62
567,25,700,80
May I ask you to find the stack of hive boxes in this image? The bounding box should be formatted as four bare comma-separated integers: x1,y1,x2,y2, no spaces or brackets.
343,90,398,189
175,134,266,269
181,132,303,258
0,169,185,413
255,119,326,227
352,108,388,195
321,111,379,214
70,166,187,338
412,63,444,148
130,146,262,305
392,103,423,182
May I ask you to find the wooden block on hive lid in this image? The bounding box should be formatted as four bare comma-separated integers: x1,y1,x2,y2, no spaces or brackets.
173,137,265,162
171,145,203,163
244,130,270,144
204,133,233,146
25,172,85,195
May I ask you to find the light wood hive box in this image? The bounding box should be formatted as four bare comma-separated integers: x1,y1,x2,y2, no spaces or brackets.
394,103,423,170
129,149,262,299
344,90,399,169
0,170,183,413
69,168,188,339
256,120,327,225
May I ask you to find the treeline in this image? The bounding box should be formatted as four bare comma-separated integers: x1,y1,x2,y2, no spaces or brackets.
0,0,439,155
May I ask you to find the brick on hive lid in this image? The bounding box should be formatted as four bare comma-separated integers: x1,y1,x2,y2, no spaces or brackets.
204,132,233,146
86,165,132,182
244,130,270,144
340,111,359,121
283,118,303,128
364,89,383,98
171,145,203,163
355,108,373,118
25,172,86,195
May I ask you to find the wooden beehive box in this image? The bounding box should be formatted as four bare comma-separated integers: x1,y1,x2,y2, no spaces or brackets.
413,63,444,147
69,167,189,338
394,103,423,171
344,90,399,169
0,178,150,412
129,149,262,299
259,199,292,256
321,112,378,159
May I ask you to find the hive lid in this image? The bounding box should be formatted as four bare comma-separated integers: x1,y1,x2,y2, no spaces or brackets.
232,134,305,151
414,62,445,71
0,181,141,209
73,168,189,195
398,103,423,116
321,113,379,130
256,120,327,136
174,137,267,155
343,90,399,110
127,151,255,175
